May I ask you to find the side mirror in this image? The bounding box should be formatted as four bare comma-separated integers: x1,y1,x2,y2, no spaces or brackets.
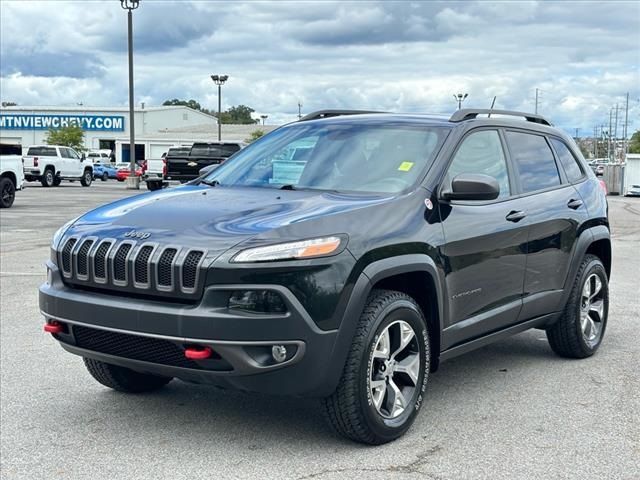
81,153,86,161
442,173,500,201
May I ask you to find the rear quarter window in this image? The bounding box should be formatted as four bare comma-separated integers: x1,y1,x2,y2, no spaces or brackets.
550,138,585,183
506,131,560,193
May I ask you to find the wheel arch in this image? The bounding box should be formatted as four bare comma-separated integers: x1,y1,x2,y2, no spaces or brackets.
321,254,445,396
0,171,17,188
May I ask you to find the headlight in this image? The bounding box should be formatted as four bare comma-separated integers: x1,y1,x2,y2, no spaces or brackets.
231,236,344,263
51,216,80,250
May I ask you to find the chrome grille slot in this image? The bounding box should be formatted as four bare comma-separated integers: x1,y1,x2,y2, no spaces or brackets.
93,241,112,281
134,245,154,286
61,238,77,276
75,239,94,279
112,243,133,285
157,248,177,289
181,250,204,291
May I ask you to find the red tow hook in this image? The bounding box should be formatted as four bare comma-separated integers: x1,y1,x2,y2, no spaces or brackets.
184,346,213,360
44,321,65,334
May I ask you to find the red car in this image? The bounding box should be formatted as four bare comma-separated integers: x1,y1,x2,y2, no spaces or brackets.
115,161,145,182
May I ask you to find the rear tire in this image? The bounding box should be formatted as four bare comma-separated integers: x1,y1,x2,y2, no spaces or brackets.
101,172,108,181
146,181,162,191
323,289,430,444
546,255,608,358
0,177,16,208
41,168,55,187
80,169,93,187
83,358,172,393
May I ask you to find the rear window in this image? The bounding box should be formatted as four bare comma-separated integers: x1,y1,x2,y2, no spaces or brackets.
0,144,21,155
27,146,57,156
166,147,191,157
550,138,584,183
190,143,241,157
506,131,560,193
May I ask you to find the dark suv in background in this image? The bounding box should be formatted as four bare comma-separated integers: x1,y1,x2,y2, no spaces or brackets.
40,109,610,444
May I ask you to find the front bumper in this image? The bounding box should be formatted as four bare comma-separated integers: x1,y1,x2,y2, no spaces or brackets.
40,262,339,396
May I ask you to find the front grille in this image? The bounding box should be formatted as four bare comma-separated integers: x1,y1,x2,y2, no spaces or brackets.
94,241,112,279
134,246,154,285
113,243,132,282
182,251,204,290
58,237,207,298
76,239,94,276
157,248,177,287
73,325,200,369
61,238,77,274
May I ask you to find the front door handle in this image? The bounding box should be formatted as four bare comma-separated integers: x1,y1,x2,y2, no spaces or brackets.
567,198,583,210
506,210,527,222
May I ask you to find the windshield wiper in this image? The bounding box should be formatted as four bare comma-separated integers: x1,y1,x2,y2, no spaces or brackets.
200,179,220,187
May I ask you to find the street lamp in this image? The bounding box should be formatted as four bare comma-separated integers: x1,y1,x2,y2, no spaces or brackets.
260,114,268,125
120,0,140,189
453,93,468,110
211,74,228,141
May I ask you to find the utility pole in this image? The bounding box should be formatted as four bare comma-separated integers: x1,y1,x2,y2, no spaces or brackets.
535,88,539,114
575,128,580,140
608,108,613,162
593,126,598,158
624,92,630,158
297,102,303,120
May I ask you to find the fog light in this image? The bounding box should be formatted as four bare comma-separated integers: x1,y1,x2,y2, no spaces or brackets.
228,290,287,314
47,268,53,285
272,345,287,363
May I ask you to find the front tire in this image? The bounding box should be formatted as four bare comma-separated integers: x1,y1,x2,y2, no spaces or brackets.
83,358,172,393
101,172,108,181
80,170,93,187
546,255,608,358
0,177,16,208
146,180,162,191
323,289,430,444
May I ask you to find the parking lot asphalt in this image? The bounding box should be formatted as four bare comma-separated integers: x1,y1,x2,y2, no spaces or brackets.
1,182,639,480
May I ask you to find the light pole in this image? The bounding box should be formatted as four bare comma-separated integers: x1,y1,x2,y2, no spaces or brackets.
210,75,228,141
260,115,268,125
297,101,303,120
453,93,468,110
120,0,140,189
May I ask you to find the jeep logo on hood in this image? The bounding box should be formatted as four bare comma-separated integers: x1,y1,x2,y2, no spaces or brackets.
124,230,151,240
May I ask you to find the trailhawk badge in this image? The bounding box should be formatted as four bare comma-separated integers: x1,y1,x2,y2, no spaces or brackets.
124,230,151,240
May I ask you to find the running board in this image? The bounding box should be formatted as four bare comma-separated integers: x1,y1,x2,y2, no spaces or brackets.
439,313,558,362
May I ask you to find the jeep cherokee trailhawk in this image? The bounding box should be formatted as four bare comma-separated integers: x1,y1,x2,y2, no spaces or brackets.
40,109,611,444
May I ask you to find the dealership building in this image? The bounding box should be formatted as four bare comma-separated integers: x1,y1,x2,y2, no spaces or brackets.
0,105,267,162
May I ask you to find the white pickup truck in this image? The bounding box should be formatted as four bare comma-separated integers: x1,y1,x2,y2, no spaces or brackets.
0,148,25,208
23,145,93,187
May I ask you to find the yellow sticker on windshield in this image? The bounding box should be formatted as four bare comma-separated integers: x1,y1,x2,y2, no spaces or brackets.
398,161,414,172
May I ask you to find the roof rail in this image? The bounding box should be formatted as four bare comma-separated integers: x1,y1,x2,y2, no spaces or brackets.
449,109,552,126
298,110,386,122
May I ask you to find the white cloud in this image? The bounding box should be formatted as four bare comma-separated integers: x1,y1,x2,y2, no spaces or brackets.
0,0,638,134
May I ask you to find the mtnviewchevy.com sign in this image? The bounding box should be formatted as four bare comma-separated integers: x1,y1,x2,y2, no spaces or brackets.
0,114,125,131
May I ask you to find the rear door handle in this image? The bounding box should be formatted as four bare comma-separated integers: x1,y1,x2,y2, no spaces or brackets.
567,198,583,209
506,210,527,222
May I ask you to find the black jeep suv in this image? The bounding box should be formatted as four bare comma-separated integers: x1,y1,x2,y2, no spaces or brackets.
40,109,610,444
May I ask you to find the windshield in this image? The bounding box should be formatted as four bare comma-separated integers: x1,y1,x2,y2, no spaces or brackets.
202,122,448,193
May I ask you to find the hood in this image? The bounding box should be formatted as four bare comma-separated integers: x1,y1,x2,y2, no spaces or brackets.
68,185,395,251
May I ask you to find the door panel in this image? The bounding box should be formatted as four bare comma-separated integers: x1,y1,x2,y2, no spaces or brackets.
518,185,588,319
439,199,529,348
437,129,527,349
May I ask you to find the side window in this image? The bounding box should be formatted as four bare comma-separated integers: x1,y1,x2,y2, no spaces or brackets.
446,130,510,199
506,131,560,193
67,148,80,159
59,148,71,158
550,138,584,182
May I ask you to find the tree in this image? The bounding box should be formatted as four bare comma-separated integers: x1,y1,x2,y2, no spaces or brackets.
44,124,86,151
629,130,640,154
162,98,214,116
222,105,259,124
1,101,17,107
245,129,265,143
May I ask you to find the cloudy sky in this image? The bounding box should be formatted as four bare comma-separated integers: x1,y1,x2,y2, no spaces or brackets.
1,0,639,135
